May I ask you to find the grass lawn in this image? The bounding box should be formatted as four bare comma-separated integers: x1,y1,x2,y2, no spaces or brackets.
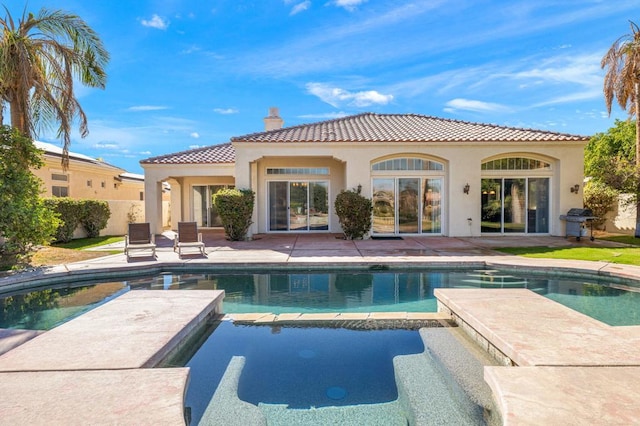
497,245,640,266
29,237,124,268
54,236,124,250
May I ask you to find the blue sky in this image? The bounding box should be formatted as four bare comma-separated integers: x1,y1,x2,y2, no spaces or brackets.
2,0,637,173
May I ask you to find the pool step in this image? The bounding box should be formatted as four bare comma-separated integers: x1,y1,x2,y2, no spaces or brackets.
258,401,407,426
394,351,483,426
419,327,497,409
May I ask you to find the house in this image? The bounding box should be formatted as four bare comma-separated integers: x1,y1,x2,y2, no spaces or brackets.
32,141,169,236
141,108,589,238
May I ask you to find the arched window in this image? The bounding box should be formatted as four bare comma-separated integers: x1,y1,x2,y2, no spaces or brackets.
481,156,551,234
481,157,550,171
372,157,443,171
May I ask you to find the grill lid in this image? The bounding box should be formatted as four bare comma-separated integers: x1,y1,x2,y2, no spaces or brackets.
566,208,593,217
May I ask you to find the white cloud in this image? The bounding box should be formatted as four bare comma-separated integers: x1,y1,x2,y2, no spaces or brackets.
306,82,393,107
290,1,311,15
332,0,367,11
140,151,152,155
213,107,239,114
127,105,169,112
444,98,513,114
141,14,169,30
93,143,119,149
189,144,204,149
190,132,200,138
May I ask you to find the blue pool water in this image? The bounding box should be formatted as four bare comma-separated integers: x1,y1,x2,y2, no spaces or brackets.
181,321,425,423
1,269,640,329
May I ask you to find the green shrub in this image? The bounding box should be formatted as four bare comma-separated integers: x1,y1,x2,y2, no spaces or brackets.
0,127,59,267
81,200,111,238
583,180,618,230
44,198,110,241
43,198,83,243
213,188,255,241
335,185,372,240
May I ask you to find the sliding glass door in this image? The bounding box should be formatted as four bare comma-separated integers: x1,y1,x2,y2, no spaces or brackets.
193,185,231,227
481,178,548,233
268,181,329,231
372,178,442,235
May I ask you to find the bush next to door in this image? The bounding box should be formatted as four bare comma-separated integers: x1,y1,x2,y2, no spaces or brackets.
213,188,255,241
44,198,111,242
335,185,372,240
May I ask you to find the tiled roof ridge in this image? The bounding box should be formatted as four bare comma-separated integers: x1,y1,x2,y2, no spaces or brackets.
230,112,590,142
229,112,371,141
140,142,233,164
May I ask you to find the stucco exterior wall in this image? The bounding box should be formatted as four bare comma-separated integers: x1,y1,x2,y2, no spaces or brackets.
233,140,586,237
32,156,144,201
253,156,345,233
143,163,235,233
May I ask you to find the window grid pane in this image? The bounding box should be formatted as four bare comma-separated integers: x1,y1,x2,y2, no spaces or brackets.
482,157,550,170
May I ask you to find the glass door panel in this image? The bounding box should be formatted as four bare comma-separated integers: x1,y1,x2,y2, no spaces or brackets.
372,179,395,234
422,178,442,233
269,181,288,231
208,185,225,227
481,179,502,233
527,178,549,233
289,182,309,231
398,178,419,234
193,186,207,227
504,179,526,233
309,182,329,230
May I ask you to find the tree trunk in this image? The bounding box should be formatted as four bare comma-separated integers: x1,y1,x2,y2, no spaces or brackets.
9,97,28,137
635,82,640,237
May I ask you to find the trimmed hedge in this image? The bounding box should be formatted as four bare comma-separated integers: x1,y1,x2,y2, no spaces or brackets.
335,185,372,240
213,188,254,241
81,200,111,238
44,198,111,242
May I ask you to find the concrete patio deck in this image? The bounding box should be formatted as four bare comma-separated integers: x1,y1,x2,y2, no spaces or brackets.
1,233,640,424
435,287,640,425
0,290,224,425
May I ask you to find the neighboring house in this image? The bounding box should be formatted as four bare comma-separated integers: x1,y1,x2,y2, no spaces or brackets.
32,141,146,201
141,108,589,238
32,141,169,236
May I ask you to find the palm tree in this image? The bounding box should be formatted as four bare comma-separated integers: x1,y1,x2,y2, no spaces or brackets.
0,7,109,167
602,21,640,236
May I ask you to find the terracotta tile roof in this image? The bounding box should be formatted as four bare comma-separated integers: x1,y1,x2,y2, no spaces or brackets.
140,143,235,165
231,113,590,143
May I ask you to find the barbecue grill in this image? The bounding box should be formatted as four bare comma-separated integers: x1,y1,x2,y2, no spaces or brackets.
559,208,596,241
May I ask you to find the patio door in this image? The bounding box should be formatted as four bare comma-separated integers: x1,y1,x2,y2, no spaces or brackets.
481,177,549,233
268,181,329,231
372,178,442,235
193,185,231,227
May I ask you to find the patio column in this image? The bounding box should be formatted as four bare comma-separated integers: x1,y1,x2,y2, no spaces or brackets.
144,179,164,234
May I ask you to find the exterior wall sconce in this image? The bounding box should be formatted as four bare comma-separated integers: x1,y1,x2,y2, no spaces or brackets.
463,183,470,194
570,184,580,194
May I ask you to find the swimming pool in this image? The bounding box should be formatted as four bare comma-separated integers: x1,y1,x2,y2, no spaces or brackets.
1,268,639,329
175,320,493,425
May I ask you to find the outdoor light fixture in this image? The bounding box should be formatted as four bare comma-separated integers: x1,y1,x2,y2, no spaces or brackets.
463,183,470,194
570,184,580,194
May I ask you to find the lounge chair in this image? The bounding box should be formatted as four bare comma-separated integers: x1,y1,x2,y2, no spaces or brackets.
125,223,156,259
174,222,206,257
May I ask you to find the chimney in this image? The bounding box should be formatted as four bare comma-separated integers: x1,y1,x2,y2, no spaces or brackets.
264,107,284,131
